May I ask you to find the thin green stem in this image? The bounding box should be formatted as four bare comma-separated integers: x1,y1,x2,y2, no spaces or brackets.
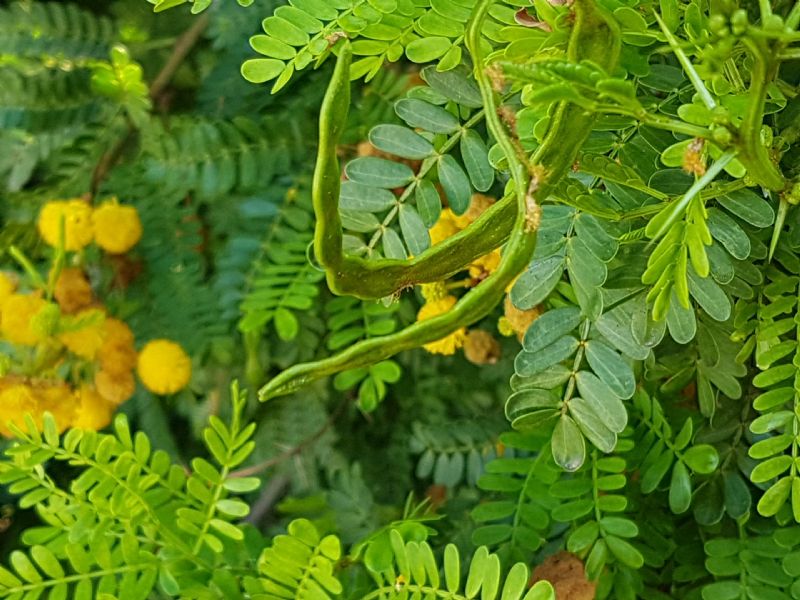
646,150,737,240
654,12,716,110
789,2,800,30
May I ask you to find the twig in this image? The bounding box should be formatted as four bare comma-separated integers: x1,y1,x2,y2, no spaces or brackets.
229,397,349,478
90,13,210,197
245,474,289,526
149,13,210,101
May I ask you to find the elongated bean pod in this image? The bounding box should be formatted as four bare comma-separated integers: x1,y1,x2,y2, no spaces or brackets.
261,0,621,401
312,42,516,300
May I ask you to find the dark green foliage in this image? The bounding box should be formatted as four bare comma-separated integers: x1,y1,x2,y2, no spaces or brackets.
2,1,800,599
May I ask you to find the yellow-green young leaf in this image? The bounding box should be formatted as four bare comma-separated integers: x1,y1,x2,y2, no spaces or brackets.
154,0,187,12
10,551,40,583
605,535,644,569
390,529,410,580
241,58,284,83
585,539,608,580
757,476,793,517
481,553,501,600
318,535,341,561
524,581,555,600
216,499,250,517
274,307,299,341
750,456,793,484
249,35,296,60
209,519,243,541
223,476,261,493
406,37,451,63
30,546,63,579
444,544,460,593
465,546,489,598
793,478,800,522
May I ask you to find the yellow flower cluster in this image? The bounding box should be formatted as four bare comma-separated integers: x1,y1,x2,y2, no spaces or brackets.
0,269,134,436
415,282,504,364
1,199,192,437
0,261,191,437
428,194,501,282
37,198,142,254
417,283,467,356
425,193,542,345
499,296,543,342
0,377,114,437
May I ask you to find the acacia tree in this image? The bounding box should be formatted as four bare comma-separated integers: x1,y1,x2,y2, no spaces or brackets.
1,0,800,598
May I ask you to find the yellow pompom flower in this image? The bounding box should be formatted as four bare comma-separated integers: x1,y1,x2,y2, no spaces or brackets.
99,318,137,375
36,382,78,432
469,249,502,280
463,329,501,365
58,310,106,360
92,199,142,254
416,285,466,356
0,272,17,308
137,339,192,395
54,268,93,314
37,199,94,251
72,385,114,431
500,296,542,342
1,294,47,346
428,209,462,246
94,369,135,405
0,383,39,437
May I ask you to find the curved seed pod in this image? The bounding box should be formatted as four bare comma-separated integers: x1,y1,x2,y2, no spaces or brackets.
260,0,622,401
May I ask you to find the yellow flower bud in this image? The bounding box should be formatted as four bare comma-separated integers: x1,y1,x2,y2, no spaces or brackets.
416,294,466,355
1,294,48,346
37,199,94,251
137,339,192,395
92,199,142,254
72,385,114,431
